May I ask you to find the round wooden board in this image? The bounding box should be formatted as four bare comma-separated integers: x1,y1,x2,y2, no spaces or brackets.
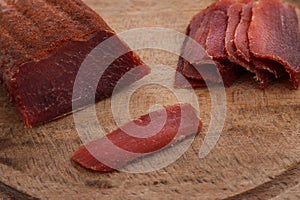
0,0,299,199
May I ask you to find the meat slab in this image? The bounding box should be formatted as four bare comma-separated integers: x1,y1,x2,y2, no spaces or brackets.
72,103,202,172
0,0,150,127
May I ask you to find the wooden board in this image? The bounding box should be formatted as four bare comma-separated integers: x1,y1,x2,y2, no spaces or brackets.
0,0,300,199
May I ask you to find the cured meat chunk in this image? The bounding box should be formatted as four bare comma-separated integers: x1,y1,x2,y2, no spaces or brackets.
72,103,202,172
248,0,300,88
0,0,150,127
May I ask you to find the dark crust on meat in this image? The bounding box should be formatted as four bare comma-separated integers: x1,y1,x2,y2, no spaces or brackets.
0,0,113,69
0,0,150,127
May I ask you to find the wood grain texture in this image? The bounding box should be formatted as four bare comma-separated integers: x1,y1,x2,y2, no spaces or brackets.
0,0,299,199
0,181,36,200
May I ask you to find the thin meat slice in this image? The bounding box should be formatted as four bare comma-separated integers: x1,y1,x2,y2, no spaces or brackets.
225,3,245,65
174,58,207,88
248,0,300,88
72,103,202,172
0,0,150,127
206,10,229,59
205,0,236,60
253,59,287,79
234,1,253,62
213,59,243,87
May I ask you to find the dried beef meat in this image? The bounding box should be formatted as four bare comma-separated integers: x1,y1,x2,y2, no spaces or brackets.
0,0,150,127
72,103,202,172
248,0,300,88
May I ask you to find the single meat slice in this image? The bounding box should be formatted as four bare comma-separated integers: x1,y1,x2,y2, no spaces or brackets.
203,0,242,85
213,59,243,87
72,103,203,172
225,3,245,65
234,1,253,62
253,59,287,79
206,10,228,59
225,2,274,89
174,58,207,88
248,0,300,88
0,0,150,127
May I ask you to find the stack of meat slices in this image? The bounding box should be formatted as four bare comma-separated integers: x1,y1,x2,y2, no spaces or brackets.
175,0,300,89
